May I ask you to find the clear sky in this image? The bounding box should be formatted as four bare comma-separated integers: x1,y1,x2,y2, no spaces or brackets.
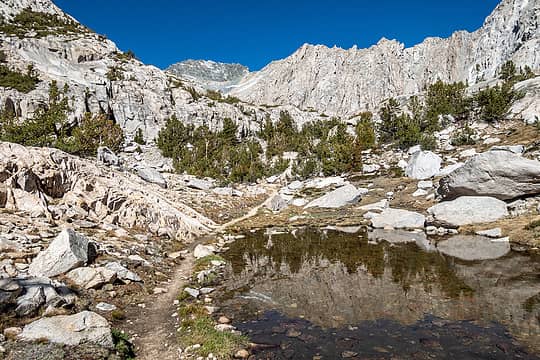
54,0,501,71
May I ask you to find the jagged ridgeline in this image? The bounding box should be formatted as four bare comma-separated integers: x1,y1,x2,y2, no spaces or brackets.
0,0,538,184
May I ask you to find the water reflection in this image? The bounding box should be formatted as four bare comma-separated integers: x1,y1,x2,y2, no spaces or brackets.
220,227,540,352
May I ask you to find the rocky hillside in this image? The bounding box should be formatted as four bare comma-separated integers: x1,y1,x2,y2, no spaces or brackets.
0,0,322,144
166,59,249,91
229,0,540,116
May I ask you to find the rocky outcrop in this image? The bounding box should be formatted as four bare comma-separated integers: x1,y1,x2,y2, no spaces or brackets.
19,311,113,348
438,151,540,200
428,196,509,227
0,142,215,240
229,0,540,116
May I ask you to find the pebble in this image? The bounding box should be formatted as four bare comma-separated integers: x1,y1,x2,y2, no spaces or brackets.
184,287,200,298
3,327,22,340
234,349,250,358
218,316,231,324
96,302,117,311
341,351,358,358
286,328,302,338
153,287,168,295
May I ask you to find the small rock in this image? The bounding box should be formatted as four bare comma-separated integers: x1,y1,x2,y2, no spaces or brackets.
341,351,358,358
286,329,302,338
3,327,22,340
215,324,235,332
184,287,200,298
153,287,168,295
95,302,117,312
234,349,250,358
218,316,231,324
193,244,215,259
476,228,503,238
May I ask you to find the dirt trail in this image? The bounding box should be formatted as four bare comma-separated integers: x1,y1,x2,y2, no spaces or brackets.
131,255,194,360
130,189,278,358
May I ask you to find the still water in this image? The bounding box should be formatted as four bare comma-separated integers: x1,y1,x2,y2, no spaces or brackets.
218,227,540,359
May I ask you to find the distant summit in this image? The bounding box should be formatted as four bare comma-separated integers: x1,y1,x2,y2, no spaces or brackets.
166,60,249,91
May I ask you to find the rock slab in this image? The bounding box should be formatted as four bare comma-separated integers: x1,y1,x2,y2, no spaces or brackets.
371,208,426,229
305,184,363,209
19,311,113,348
428,196,508,227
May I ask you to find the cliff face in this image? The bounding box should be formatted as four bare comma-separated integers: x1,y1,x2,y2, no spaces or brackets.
166,60,249,91
229,0,540,116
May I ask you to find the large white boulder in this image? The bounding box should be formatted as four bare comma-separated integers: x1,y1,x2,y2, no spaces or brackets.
428,196,508,227
371,208,426,229
19,311,113,348
405,151,442,180
439,151,540,200
28,229,90,278
305,184,363,209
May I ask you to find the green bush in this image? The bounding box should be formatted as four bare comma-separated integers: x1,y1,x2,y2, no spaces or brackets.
354,112,376,150
106,66,125,81
451,123,476,146
499,60,536,83
424,80,471,126
57,112,124,156
1,81,124,156
0,64,40,93
474,83,523,122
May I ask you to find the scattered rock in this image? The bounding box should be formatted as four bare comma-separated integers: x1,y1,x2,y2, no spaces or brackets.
185,178,214,191
97,147,120,166
417,180,433,189
137,166,167,188
234,349,250,359
428,196,508,227
28,229,91,278
104,262,142,282
490,145,525,154
218,316,231,324
95,302,117,312
184,287,200,298
371,208,426,229
4,327,22,340
405,151,442,180
193,244,215,259
66,267,117,289
476,228,503,238
359,199,388,211
437,235,510,261
265,194,288,212
19,311,113,348
305,184,363,209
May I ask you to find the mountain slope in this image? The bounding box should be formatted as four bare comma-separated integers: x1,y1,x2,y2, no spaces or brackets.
166,59,248,91
229,0,540,116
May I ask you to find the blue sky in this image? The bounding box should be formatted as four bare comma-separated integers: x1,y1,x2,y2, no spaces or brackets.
54,0,501,71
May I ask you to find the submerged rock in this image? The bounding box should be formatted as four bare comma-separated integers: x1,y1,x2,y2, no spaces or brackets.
28,229,91,278
371,208,426,229
19,311,113,348
428,196,508,227
305,184,363,209
437,235,510,261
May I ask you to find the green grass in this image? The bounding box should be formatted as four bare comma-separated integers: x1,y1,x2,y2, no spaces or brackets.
178,303,247,359
193,254,225,273
524,219,540,230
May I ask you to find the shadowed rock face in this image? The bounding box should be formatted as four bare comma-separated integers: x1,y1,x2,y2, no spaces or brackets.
219,228,540,351
166,60,249,90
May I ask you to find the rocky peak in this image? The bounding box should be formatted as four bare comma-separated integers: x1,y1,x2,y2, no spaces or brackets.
229,0,540,116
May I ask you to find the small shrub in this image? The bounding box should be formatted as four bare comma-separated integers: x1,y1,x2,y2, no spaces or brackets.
111,309,126,321
111,329,135,360
451,123,476,146
106,66,125,81
0,8,88,38
186,86,201,101
134,128,145,145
